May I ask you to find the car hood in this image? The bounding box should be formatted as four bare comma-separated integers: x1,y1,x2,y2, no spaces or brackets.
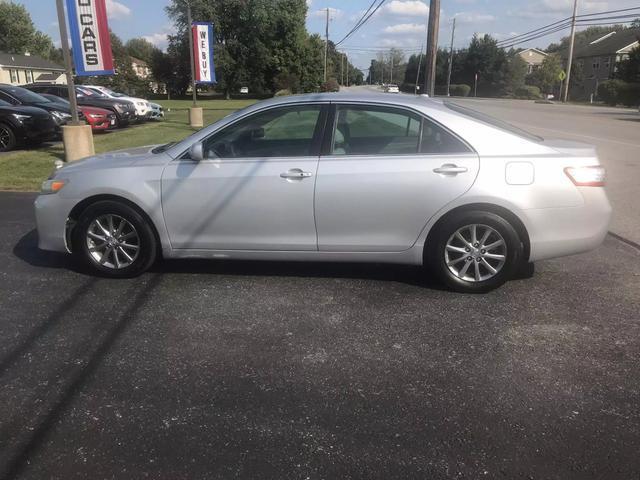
0,105,51,117
57,145,162,173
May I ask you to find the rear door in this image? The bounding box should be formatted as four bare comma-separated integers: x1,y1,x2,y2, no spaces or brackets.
314,103,479,252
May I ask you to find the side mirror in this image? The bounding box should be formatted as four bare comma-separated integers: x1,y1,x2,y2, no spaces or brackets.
189,142,205,161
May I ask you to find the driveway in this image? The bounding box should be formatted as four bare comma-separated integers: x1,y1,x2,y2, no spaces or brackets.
1,192,639,479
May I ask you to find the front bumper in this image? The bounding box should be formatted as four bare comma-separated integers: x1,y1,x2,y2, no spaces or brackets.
526,187,612,262
34,194,75,253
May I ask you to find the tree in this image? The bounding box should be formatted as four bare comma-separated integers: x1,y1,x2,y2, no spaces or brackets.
527,53,563,95
617,46,640,83
503,54,528,97
0,3,57,60
459,34,508,97
166,0,315,97
125,38,160,63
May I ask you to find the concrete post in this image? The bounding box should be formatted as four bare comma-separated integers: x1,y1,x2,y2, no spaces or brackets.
189,107,204,128
62,125,95,162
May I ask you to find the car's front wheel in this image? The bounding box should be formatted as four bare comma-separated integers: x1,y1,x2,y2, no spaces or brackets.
0,123,16,152
73,200,157,278
427,211,523,293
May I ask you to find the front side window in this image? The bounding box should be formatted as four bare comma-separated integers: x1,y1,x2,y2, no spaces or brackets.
332,105,421,155
201,105,322,159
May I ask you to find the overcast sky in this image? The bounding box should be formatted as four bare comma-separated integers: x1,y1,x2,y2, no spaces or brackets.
15,0,640,71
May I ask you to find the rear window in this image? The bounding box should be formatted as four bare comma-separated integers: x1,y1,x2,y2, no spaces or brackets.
444,101,543,142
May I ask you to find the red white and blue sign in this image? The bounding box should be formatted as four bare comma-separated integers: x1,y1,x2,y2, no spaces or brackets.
192,22,216,84
66,0,114,76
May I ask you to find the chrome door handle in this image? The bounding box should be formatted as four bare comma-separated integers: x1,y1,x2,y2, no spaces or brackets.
433,164,468,175
280,169,313,180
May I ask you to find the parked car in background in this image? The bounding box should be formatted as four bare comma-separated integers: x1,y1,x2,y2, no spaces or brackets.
240,87,249,94
385,84,400,93
82,85,151,121
0,84,83,131
24,84,136,128
148,102,164,120
34,93,611,292
39,94,116,132
0,99,56,152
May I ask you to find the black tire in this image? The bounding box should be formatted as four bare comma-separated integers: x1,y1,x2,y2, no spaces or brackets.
0,123,16,152
426,210,523,293
72,200,158,278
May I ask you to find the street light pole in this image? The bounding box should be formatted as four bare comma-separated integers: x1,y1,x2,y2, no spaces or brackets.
55,0,80,125
324,8,329,82
186,0,197,107
415,45,423,95
563,0,579,103
424,0,441,96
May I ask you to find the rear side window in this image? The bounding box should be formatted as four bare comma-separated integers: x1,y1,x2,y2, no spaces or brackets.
332,106,421,155
331,105,472,156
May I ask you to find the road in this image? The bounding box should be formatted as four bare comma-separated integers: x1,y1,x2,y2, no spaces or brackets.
1,192,639,479
351,85,640,245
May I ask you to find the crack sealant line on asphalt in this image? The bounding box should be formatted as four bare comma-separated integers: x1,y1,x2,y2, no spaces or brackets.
608,231,640,252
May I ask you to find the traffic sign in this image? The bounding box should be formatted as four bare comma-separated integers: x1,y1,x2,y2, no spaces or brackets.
559,70,567,81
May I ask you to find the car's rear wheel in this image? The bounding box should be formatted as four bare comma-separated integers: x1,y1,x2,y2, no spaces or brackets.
427,210,523,293
73,200,157,278
0,123,16,152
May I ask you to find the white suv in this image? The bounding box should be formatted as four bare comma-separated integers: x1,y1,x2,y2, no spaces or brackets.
83,85,151,120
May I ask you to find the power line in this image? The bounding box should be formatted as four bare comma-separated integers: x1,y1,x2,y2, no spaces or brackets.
335,0,388,46
577,6,640,18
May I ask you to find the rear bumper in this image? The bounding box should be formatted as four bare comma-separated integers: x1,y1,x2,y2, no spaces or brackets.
526,187,612,262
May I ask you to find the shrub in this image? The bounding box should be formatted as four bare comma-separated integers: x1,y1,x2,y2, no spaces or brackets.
274,89,292,97
514,85,541,99
320,78,340,92
449,84,471,97
618,82,640,107
597,79,625,105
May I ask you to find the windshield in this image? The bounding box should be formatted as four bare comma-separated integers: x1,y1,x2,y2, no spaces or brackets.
76,87,106,98
444,101,543,142
43,95,70,105
152,142,176,154
110,92,127,98
3,86,51,104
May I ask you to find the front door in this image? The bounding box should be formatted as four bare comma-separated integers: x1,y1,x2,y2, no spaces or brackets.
161,104,326,251
314,104,479,252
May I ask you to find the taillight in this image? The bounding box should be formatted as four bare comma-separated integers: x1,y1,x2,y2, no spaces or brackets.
564,166,606,187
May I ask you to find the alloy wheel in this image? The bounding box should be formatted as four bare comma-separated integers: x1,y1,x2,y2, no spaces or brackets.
444,224,507,282
85,214,140,269
0,126,11,150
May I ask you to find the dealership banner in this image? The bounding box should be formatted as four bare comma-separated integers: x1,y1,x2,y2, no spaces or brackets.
66,0,114,76
192,22,216,83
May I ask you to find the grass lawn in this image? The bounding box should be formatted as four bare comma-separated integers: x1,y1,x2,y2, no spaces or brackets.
0,99,256,191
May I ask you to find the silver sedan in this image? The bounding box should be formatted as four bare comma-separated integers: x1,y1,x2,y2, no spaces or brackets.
35,93,612,292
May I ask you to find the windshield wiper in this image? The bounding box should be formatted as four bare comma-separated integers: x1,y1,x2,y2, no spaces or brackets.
152,142,176,154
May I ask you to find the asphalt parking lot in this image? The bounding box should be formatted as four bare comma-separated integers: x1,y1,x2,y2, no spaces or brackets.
1,191,639,479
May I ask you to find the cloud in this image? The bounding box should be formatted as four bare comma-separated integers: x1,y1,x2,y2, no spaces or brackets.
105,0,131,20
383,23,426,35
142,24,177,51
510,0,609,19
455,12,495,23
382,1,429,16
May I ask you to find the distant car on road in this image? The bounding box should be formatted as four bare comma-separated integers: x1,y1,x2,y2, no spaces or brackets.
0,99,56,152
34,93,611,292
385,84,400,93
39,94,116,132
24,84,136,128
240,87,249,94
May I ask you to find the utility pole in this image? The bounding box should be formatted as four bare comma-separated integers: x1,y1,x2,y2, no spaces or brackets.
324,8,329,82
346,53,349,87
424,0,441,96
415,45,424,95
563,0,578,102
390,55,393,83
446,17,456,97
341,53,344,85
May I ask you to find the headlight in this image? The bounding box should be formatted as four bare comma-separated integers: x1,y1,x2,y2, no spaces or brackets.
12,113,31,122
41,178,68,195
136,101,144,106
51,110,72,121
119,103,131,109
88,113,106,119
